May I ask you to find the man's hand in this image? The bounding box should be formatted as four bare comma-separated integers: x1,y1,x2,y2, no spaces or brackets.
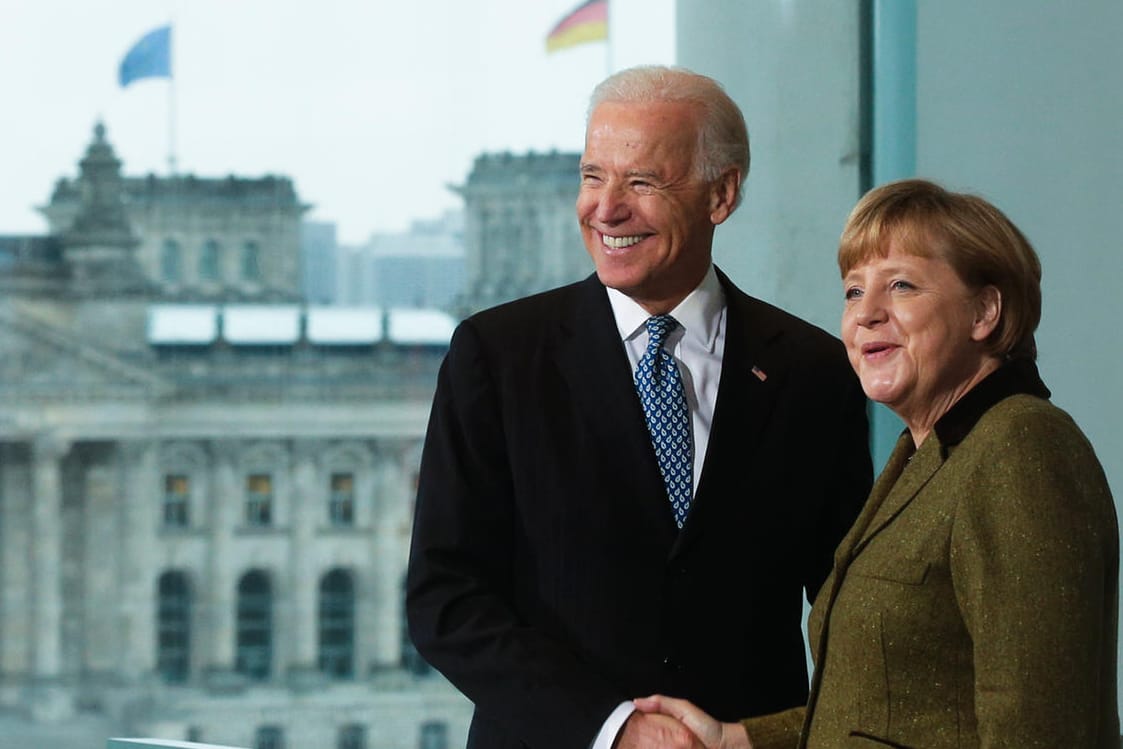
613,711,705,749
632,695,752,749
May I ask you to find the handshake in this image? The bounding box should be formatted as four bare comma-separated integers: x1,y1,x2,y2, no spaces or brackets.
619,696,752,749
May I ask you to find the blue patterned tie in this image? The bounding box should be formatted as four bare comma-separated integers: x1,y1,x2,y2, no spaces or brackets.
635,315,693,529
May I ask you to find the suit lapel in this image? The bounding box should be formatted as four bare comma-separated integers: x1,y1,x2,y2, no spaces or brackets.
553,276,677,532
672,274,787,556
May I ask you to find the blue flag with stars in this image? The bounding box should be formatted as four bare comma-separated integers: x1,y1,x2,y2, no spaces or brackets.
119,25,172,88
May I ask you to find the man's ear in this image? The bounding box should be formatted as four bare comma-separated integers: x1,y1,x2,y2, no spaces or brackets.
709,168,741,225
971,285,1002,342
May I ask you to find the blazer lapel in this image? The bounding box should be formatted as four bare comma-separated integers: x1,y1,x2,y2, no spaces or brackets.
846,432,945,559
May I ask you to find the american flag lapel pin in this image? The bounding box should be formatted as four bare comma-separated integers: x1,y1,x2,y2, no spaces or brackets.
751,365,768,382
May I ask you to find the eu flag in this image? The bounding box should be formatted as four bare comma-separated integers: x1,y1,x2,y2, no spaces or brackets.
119,25,172,88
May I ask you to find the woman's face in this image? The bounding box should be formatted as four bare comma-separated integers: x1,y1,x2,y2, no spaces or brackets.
841,242,1000,439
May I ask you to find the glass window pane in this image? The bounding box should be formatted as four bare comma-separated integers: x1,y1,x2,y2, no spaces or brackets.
329,471,354,527
199,239,220,282
161,239,181,282
319,569,354,678
241,240,261,281
255,725,284,749
237,572,272,680
245,473,273,526
163,473,190,528
157,571,191,683
338,723,366,749
419,722,447,749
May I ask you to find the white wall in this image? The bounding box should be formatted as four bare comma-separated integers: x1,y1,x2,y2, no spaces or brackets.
915,1,1123,503
676,0,864,334
916,4,1123,705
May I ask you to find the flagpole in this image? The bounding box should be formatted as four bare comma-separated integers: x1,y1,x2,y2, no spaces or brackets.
604,5,612,75
167,13,177,175
168,72,177,174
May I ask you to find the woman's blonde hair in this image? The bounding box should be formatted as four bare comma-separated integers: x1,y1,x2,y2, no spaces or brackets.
838,178,1041,360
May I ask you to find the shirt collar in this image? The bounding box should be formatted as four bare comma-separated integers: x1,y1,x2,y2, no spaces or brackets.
933,357,1052,447
606,265,726,352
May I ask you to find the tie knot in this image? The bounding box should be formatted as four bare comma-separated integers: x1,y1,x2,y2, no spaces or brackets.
645,315,679,346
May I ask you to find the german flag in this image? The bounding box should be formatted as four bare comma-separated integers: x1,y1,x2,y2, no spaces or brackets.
546,0,608,53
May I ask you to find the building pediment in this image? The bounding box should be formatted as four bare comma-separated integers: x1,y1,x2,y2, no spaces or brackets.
0,306,171,401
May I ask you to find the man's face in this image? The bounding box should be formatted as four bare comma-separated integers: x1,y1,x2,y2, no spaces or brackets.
577,100,734,314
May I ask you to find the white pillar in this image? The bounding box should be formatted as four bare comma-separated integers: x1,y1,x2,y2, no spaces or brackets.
0,444,32,679
287,439,321,688
118,440,158,680
370,440,411,669
30,433,72,720
205,440,239,682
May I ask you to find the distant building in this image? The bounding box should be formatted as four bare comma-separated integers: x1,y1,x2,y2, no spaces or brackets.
39,123,304,303
453,150,588,315
0,124,470,749
301,220,339,305
0,125,598,748
338,211,465,310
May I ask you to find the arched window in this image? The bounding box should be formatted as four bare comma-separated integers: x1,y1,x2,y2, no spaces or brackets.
337,723,366,749
236,570,273,680
254,725,285,749
199,239,220,282
318,568,355,678
241,240,262,281
161,239,181,282
157,571,192,683
419,722,448,749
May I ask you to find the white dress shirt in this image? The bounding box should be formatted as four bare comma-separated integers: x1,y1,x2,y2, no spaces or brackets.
591,264,728,749
607,264,727,494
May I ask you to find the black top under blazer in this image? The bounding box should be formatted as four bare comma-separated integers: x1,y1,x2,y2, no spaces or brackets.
406,270,873,749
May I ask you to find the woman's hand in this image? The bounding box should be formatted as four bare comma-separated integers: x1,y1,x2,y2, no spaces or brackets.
633,695,752,749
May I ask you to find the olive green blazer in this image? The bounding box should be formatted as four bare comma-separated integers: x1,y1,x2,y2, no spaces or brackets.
747,390,1119,749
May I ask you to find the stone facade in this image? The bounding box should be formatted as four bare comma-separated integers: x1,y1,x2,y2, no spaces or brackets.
0,125,471,748
39,122,304,304
453,150,588,315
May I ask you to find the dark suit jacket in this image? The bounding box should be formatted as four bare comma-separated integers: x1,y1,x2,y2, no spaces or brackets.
746,361,1120,749
406,269,872,749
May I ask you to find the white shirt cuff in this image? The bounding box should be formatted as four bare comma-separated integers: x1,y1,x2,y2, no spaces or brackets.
591,701,636,749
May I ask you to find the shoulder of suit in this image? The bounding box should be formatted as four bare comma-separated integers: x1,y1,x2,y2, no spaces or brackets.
458,276,600,341
966,393,1099,464
952,393,1115,530
976,393,1076,436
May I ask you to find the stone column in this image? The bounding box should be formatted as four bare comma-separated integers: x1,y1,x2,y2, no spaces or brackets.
287,439,323,690
29,433,72,720
118,440,158,681
0,444,32,679
370,440,409,670
204,439,241,691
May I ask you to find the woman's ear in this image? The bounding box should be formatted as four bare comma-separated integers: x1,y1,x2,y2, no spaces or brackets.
971,285,1002,342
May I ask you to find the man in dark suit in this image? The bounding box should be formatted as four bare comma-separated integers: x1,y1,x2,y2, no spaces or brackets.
406,66,872,749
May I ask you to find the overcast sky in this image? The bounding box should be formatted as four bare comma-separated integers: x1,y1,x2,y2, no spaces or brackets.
0,0,633,243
